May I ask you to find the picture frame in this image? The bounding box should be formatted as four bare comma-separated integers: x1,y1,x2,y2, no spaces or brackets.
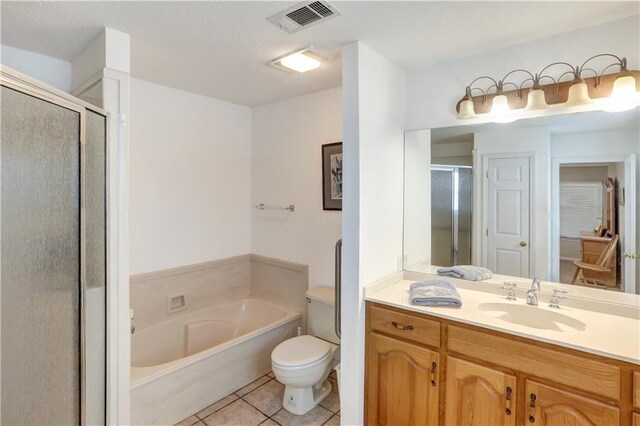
322,142,343,211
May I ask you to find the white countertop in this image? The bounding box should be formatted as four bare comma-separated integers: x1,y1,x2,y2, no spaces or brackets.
365,274,640,365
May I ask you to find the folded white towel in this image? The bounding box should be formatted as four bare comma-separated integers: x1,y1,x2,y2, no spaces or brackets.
437,265,492,281
409,280,462,308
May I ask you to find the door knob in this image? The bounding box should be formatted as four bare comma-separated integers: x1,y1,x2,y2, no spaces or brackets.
623,252,639,260
520,241,527,247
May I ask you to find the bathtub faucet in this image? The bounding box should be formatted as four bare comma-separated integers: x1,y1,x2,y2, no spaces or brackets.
130,308,136,334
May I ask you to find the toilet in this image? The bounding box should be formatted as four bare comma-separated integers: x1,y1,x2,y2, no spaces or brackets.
271,286,340,415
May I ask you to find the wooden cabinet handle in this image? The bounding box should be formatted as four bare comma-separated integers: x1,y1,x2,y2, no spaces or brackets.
430,362,437,387
529,393,537,423
391,321,414,331
505,386,512,415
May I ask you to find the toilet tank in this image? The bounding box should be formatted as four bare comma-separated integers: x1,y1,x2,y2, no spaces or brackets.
306,286,340,344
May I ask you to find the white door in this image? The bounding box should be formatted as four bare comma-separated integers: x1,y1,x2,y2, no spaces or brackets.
486,157,531,277
624,154,637,293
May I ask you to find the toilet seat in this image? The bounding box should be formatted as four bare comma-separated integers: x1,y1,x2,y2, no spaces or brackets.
271,335,332,369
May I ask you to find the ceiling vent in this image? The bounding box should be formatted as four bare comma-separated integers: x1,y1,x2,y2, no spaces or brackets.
267,1,341,34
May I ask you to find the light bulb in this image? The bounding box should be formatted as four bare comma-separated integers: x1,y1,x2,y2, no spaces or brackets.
457,99,475,118
526,88,548,110
604,74,638,112
491,94,516,123
565,78,591,107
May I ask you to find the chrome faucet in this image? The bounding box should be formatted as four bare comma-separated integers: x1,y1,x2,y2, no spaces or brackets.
526,278,541,306
531,277,541,292
549,289,568,309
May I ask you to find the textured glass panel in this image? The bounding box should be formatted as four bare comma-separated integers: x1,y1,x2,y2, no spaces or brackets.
1,86,80,425
457,168,473,265
85,110,107,425
431,170,453,266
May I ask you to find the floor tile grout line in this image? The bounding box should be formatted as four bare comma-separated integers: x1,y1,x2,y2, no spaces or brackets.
181,371,339,426
189,373,274,422
194,395,239,420
238,376,277,398
235,375,275,398
240,394,275,420
320,413,340,426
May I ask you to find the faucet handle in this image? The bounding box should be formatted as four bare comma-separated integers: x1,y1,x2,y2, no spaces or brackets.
531,277,542,291
500,282,517,301
549,289,568,309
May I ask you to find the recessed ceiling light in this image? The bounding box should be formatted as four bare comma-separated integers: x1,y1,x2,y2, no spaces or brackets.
271,46,331,73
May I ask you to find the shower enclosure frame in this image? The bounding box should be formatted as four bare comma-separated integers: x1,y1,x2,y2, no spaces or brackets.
431,164,473,267
1,66,110,426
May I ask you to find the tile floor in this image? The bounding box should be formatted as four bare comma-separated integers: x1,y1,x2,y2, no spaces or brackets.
175,370,340,426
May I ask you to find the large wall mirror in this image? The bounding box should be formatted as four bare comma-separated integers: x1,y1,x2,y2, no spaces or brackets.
404,107,639,296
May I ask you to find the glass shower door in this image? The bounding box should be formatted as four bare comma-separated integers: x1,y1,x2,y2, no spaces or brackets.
1,83,107,425
431,165,473,267
1,86,82,425
431,168,454,266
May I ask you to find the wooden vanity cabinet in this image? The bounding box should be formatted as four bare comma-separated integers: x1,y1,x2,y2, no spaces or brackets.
526,380,619,425
445,357,516,426
365,302,639,426
366,332,440,426
634,371,640,409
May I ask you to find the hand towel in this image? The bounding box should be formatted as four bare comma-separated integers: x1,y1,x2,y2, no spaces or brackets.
437,265,492,281
409,280,462,308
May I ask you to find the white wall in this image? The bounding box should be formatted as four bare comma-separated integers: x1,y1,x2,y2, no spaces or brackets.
404,130,431,269
129,78,252,275
341,41,406,426
474,127,551,279
251,87,342,288
71,28,130,92
405,16,640,130
1,44,72,92
432,140,474,166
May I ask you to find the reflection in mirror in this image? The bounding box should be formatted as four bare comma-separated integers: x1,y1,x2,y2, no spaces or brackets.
403,108,640,294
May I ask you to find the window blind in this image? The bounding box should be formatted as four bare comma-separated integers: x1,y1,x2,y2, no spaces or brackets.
559,182,603,238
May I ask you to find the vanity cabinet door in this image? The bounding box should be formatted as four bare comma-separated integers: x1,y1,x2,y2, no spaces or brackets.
445,357,516,426
366,332,439,426
525,380,619,425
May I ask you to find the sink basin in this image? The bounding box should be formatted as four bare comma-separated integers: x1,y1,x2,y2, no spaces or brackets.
478,302,586,332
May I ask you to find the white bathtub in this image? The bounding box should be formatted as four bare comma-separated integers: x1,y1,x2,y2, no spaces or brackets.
130,298,301,425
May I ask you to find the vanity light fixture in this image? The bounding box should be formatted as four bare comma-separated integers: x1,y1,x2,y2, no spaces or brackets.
565,73,591,108
490,84,517,123
525,78,548,111
271,46,330,73
605,58,638,112
457,87,476,118
456,53,639,121
565,78,591,108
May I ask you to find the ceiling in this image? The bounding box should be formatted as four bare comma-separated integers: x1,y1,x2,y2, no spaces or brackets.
2,1,639,106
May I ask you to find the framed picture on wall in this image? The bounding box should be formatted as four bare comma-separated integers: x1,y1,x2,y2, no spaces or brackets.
322,142,343,211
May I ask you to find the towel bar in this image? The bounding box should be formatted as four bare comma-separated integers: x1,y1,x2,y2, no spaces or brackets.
255,203,295,212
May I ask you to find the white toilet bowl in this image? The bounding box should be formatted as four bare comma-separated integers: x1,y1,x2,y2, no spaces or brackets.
271,335,337,415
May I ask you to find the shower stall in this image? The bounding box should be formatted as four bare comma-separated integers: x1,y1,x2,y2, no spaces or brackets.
1,68,108,425
431,165,473,267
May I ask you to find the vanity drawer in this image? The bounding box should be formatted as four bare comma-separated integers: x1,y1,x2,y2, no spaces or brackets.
447,325,620,401
634,371,640,409
369,304,440,348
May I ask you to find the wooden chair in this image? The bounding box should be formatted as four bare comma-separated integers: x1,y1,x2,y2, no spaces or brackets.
571,234,619,286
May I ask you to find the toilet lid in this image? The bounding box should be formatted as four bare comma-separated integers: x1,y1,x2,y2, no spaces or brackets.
271,335,332,368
